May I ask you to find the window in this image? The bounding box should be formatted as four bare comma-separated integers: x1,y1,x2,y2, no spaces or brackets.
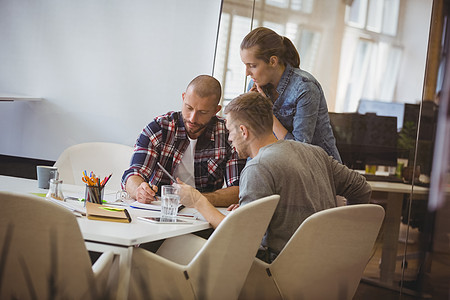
213,0,319,109
336,0,402,112
214,14,252,107
346,0,399,36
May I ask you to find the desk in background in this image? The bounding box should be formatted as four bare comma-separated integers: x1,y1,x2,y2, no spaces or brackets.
0,175,212,299
368,181,429,285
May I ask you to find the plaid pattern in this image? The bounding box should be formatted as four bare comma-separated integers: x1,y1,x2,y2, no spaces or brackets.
122,111,246,194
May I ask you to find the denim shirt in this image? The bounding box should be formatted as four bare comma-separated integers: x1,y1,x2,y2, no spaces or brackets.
272,64,342,162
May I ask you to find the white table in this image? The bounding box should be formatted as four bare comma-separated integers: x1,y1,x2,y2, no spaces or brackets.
2,175,428,291
367,181,429,285
0,175,212,299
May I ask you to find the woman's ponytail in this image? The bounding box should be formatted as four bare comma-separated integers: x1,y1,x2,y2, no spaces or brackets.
282,37,300,68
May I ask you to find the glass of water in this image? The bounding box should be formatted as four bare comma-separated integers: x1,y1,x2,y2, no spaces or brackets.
161,185,180,219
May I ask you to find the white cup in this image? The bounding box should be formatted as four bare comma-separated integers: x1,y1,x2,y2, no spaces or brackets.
36,166,58,189
161,185,180,219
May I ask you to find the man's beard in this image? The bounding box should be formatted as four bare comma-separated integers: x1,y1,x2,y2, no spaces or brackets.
235,143,250,159
183,118,207,137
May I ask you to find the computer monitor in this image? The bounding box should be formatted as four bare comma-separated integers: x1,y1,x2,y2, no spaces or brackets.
357,99,405,131
329,112,398,170
403,102,438,140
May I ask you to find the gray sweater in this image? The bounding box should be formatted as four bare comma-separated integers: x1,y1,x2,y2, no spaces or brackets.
239,140,371,254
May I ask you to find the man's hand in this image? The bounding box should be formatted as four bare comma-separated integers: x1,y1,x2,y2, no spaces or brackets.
175,179,203,208
227,203,240,211
175,178,225,229
125,175,158,204
135,182,158,204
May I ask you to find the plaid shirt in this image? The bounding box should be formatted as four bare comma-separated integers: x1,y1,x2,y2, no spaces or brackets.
122,111,246,195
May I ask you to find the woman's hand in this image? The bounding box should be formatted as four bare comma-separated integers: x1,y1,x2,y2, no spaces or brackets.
250,83,268,97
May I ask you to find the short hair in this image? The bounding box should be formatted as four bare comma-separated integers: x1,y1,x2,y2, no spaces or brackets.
187,75,222,105
240,27,300,68
224,92,273,136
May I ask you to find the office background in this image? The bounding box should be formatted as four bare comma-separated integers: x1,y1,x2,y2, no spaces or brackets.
0,0,432,163
0,0,221,161
1,0,449,298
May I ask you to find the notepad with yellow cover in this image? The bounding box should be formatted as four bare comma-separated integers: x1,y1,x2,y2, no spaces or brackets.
86,202,132,223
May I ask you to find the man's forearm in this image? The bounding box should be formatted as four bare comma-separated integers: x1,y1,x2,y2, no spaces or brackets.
203,186,239,207
195,196,225,228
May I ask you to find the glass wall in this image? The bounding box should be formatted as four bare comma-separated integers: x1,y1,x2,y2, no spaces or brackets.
213,0,450,297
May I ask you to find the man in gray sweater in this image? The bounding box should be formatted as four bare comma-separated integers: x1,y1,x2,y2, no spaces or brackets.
176,92,372,262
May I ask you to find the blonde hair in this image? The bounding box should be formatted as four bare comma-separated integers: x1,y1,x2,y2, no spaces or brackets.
224,92,273,136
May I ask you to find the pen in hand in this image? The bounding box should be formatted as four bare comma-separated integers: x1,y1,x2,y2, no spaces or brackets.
148,183,158,202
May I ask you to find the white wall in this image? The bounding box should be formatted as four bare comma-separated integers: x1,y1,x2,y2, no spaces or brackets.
0,0,222,160
395,0,432,103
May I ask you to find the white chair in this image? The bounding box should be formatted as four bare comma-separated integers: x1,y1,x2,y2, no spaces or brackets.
238,204,385,300
54,142,134,191
128,195,280,300
0,192,114,299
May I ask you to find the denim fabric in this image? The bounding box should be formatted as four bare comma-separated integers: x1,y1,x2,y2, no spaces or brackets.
272,64,342,162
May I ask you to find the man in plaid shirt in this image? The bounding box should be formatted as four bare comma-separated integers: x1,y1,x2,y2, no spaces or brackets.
122,75,247,206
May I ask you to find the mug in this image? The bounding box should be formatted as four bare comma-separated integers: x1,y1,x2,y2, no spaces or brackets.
36,166,58,189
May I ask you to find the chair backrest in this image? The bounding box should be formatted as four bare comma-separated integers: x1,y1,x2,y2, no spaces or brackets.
54,142,134,191
188,194,280,300
270,204,385,300
0,192,99,299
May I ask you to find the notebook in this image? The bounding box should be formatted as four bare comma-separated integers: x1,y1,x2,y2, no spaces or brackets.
86,202,132,223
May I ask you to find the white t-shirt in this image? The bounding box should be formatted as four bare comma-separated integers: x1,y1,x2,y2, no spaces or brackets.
173,137,197,187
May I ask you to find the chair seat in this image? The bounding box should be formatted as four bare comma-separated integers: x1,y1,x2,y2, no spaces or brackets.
239,204,385,300
0,191,114,299
129,195,280,300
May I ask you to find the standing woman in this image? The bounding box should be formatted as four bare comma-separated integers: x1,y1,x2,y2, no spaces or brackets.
240,27,342,162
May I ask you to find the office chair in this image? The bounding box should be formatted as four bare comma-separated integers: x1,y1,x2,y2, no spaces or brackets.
128,195,280,300
0,191,114,299
239,204,385,300
54,142,134,191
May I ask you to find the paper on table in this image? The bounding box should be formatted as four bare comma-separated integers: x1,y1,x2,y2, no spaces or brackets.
46,197,86,216
129,200,162,211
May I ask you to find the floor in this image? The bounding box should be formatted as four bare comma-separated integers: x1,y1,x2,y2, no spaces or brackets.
354,282,421,300
353,224,431,300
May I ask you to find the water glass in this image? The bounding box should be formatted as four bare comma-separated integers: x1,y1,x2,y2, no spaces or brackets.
161,185,180,219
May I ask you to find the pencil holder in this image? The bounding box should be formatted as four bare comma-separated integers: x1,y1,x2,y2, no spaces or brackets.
85,185,104,204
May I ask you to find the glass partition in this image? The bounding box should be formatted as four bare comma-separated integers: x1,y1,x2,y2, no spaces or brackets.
213,0,449,297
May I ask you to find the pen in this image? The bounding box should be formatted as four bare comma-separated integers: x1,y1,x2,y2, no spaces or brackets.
101,173,112,187
148,183,158,202
129,205,160,212
177,214,197,220
157,162,177,183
